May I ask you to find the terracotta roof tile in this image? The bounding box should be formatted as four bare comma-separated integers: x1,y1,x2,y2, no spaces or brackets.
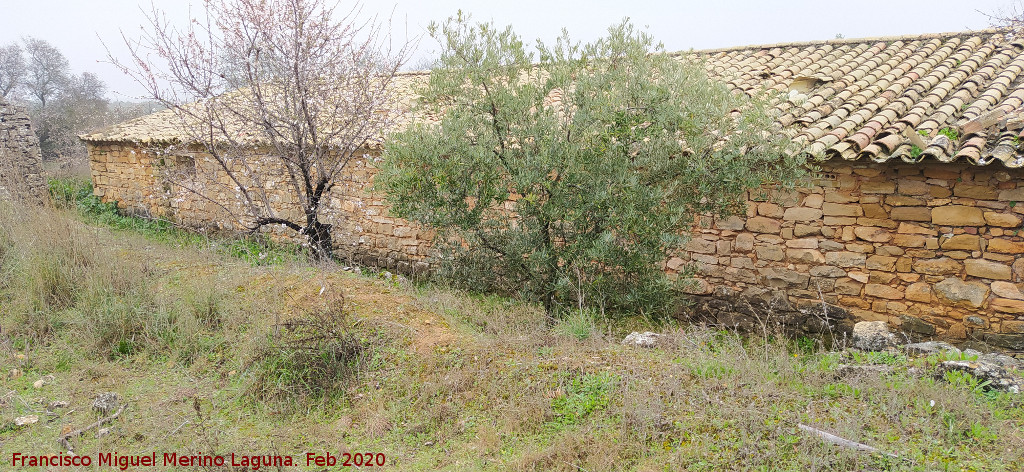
83,29,1024,168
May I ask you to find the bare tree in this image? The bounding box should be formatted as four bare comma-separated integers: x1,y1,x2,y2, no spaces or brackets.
0,43,26,98
22,37,69,107
981,2,1024,30
42,72,111,163
109,0,411,261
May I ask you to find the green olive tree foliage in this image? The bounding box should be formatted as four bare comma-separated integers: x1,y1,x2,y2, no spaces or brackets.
378,17,805,317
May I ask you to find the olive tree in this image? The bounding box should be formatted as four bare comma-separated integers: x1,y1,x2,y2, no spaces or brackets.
378,17,804,317
111,0,409,260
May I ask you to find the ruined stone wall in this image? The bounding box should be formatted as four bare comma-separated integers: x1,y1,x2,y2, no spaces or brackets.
86,143,431,272
87,142,1024,346
0,98,46,204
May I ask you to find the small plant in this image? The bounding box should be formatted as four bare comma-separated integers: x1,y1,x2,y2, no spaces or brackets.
244,290,369,409
938,127,960,141
552,308,598,341
850,350,907,366
910,145,924,158
551,371,617,425
943,370,992,394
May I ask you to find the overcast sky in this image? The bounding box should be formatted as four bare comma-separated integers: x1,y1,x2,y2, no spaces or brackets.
0,0,1016,100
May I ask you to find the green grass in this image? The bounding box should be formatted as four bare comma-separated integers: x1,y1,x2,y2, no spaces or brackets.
47,177,305,265
1,197,1022,471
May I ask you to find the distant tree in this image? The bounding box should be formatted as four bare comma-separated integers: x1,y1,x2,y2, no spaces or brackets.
982,2,1024,29
22,37,69,108
378,17,805,318
40,72,111,161
0,43,25,98
110,0,410,261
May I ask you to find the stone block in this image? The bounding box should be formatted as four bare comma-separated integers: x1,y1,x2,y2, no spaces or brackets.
759,267,810,289
892,234,926,247
686,238,717,254
866,255,897,271
824,216,858,226
997,187,1024,202
987,238,1024,254
876,246,905,256
931,206,985,226
809,265,846,277
861,181,896,194
984,212,1022,228
734,233,755,252
953,184,999,200
716,240,732,255
785,238,819,249
715,215,746,231
939,234,980,251
913,257,962,275
869,271,898,283
787,249,825,264
834,278,863,295
930,186,953,198
746,216,781,234
758,202,784,218
934,278,989,308
887,195,926,206
899,315,937,336
803,193,824,208
824,192,858,203
857,217,899,229
848,271,870,283
898,179,930,195
1003,320,1024,333
825,251,866,268
794,224,820,237
983,333,1024,350
755,245,785,261
992,299,1024,314
865,284,902,300
862,203,888,219
853,226,891,242
897,223,937,235
822,202,862,217
730,257,755,269
783,207,823,222
991,281,1024,300
890,206,932,222
905,282,932,302
964,259,1012,280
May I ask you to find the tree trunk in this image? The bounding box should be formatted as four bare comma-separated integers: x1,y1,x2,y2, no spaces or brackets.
306,219,334,262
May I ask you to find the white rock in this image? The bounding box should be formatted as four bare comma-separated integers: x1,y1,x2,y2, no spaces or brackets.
852,321,896,351
14,415,39,426
622,331,663,348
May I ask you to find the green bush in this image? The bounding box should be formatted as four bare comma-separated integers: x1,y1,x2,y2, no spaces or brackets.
379,17,804,318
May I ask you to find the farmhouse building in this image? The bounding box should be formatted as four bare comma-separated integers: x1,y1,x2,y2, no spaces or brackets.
82,30,1024,347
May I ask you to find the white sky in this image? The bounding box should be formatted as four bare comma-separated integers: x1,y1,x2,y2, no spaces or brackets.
0,0,1015,100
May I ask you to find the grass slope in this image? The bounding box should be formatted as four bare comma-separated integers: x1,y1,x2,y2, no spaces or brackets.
0,182,1022,471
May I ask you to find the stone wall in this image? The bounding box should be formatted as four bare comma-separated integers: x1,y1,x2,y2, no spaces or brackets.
86,143,431,273
676,161,1024,349
0,98,46,205
86,142,1024,346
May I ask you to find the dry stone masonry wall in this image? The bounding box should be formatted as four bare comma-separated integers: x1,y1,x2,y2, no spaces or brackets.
676,161,1024,349
86,141,1024,347
87,143,431,273
0,98,46,205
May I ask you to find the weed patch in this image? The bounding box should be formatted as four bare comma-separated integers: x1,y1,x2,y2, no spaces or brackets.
244,289,371,410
